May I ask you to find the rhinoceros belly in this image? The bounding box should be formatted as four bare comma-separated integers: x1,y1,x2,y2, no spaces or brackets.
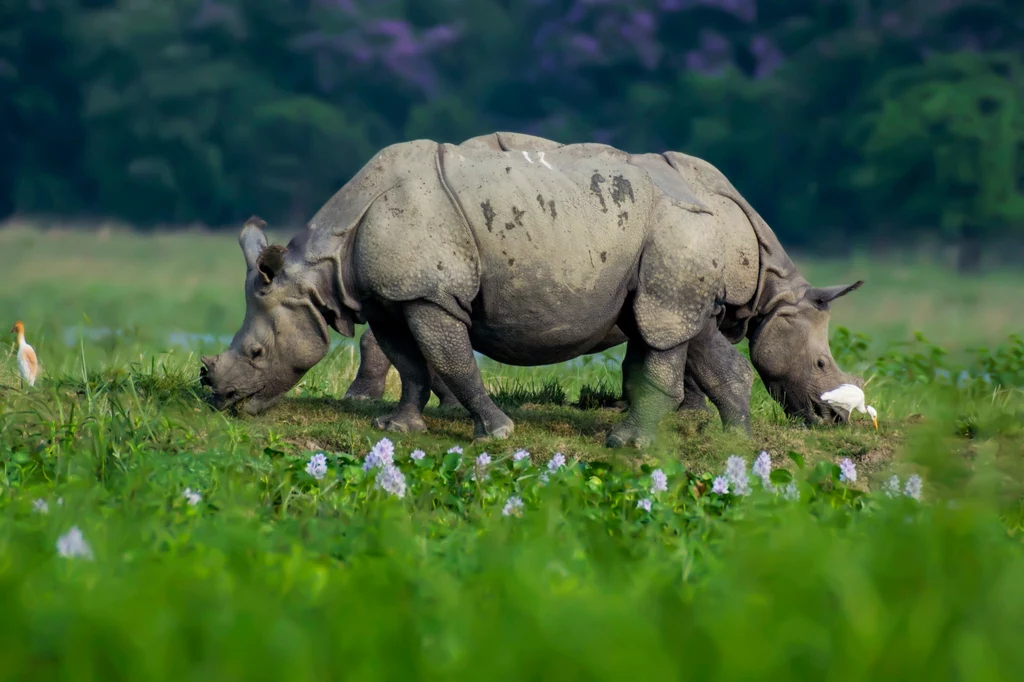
437,143,656,365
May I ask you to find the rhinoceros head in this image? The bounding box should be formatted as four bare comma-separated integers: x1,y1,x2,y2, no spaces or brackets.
200,217,333,415
748,280,865,424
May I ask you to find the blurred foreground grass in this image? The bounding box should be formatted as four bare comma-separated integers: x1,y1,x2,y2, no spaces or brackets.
0,221,1023,679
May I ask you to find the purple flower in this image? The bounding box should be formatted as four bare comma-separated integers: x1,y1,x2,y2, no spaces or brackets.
410,449,426,461
882,475,901,498
725,455,751,496
375,464,406,498
547,453,566,472
782,481,800,501
502,496,524,517
711,476,730,495
753,451,776,493
447,445,463,455
363,438,394,471
637,498,652,512
57,527,93,560
513,449,531,463
650,468,668,494
306,453,328,480
839,458,857,484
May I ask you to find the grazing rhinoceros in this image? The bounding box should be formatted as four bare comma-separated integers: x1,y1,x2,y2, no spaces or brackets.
200,133,864,448
345,133,754,429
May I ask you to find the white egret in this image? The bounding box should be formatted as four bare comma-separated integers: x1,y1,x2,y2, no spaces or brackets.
10,321,38,388
820,383,877,429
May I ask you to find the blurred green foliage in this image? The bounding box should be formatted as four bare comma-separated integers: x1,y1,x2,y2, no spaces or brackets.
2,0,1023,265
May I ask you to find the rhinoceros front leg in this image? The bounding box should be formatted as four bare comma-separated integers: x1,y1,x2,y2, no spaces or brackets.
607,337,688,449
366,321,432,434
685,321,753,434
404,300,514,441
620,346,711,415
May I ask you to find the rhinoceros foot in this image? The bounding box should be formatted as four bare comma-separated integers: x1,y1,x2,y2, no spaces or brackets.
472,413,514,442
373,409,428,434
605,424,654,450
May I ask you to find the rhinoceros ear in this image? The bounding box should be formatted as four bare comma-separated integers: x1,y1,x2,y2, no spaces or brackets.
807,280,864,308
239,216,268,272
255,244,288,286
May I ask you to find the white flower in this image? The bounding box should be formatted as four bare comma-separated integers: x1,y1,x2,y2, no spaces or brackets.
513,449,531,463
904,474,923,501
363,438,395,471
502,496,524,517
447,445,463,455
637,498,652,512
650,469,668,494
57,526,93,560
711,476,730,495
306,452,328,480
183,487,202,506
57,497,63,506
725,455,751,496
375,464,407,498
882,475,901,498
782,481,800,501
32,499,49,514
838,458,857,484
547,452,566,472
410,449,426,461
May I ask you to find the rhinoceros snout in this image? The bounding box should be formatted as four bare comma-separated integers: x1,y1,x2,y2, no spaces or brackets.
199,355,216,388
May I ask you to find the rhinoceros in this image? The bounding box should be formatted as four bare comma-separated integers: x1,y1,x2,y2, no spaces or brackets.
200,133,864,448
342,133,756,431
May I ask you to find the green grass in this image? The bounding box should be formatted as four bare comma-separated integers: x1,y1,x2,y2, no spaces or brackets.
1,221,1024,679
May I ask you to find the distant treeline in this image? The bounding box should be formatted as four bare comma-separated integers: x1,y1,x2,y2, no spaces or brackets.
2,0,1023,268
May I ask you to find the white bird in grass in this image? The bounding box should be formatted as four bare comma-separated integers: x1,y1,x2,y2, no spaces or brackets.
821,383,877,429
10,321,38,388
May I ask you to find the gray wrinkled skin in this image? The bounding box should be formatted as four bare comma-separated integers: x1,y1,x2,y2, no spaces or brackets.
201,132,863,446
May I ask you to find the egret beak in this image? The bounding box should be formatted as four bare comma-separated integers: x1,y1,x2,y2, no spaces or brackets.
872,415,878,430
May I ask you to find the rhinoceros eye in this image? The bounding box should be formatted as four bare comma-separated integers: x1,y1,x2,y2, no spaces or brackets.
250,344,265,360
816,358,826,370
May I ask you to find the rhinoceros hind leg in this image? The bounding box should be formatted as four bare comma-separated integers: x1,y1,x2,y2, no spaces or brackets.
404,300,513,441
366,322,431,434
429,369,462,409
685,322,753,434
344,328,391,401
606,337,688,449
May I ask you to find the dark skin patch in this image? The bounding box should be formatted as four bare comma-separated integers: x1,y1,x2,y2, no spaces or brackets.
537,193,545,210
508,258,515,266
389,207,403,217
510,205,525,228
617,211,628,228
600,251,607,263
712,259,718,269
437,262,445,271
548,200,557,219
742,256,750,266
481,200,496,232
609,175,635,207
590,172,608,213
505,167,511,173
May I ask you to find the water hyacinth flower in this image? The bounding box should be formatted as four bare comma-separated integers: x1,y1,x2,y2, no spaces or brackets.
752,450,776,493
57,526,93,560
410,449,426,461
447,445,463,455
637,498,652,512
882,475,901,498
904,474,923,501
650,469,668,494
375,464,407,498
363,438,395,471
548,452,566,472
711,476,730,495
838,458,857,484
183,487,202,506
725,455,751,496
33,498,49,514
473,453,492,481
513,449,531,463
502,496,524,517
306,452,328,480
782,481,800,501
